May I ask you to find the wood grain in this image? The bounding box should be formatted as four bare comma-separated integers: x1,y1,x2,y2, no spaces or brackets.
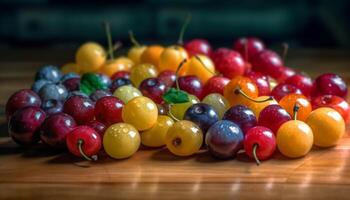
0,47,350,199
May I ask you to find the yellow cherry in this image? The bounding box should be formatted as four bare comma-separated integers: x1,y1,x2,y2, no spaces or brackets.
170,94,200,120
76,42,106,73
158,46,188,72
128,46,146,65
130,63,158,87
141,115,174,147
202,93,229,119
113,85,142,103
183,54,215,83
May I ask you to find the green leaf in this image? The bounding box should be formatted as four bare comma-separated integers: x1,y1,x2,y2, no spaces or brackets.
80,73,108,95
162,88,189,104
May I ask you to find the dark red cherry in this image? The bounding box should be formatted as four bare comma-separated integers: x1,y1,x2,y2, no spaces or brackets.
158,70,176,88
86,120,106,138
178,75,204,99
284,74,313,97
258,105,291,134
251,50,284,79
6,89,42,120
63,77,80,92
111,71,130,80
94,96,124,125
139,78,168,104
202,76,230,97
312,73,348,98
271,83,303,101
233,37,265,63
63,96,95,125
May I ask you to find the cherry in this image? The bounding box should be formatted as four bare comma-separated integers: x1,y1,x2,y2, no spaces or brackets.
312,73,348,98
211,48,231,61
274,66,296,83
244,126,276,165
202,76,230,97
139,78,168,104
258,104,291,134
8,106,46,145
311,95,349,122
271,83,302,101
233,37,265,63
223,105,257,134
89,89,112,102
223,76,259,106
40,113,77,148
184,103,219,134
6,89,42,120
62,77,80,92
63,96,95,125
110,78,132,93
158,70,176,88
284,74,313,97
245,71,270,96
41,99,63,115
251,50,283,79
95,96,124,126
184,39,212,57
212,49,245,78
86,120,106,138
111,71,130,80
66,126,101,161
178,75,204,99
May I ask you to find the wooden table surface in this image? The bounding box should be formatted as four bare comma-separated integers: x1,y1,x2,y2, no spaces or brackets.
0,47,350,199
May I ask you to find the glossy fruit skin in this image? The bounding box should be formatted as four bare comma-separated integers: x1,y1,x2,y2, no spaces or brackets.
111,71,130,80
113,85,142,103
258,105,291,134
251,50,283,79
184,103,219,134
139,78,168,104
248,96,278,119
103,123,140,159
202,93,230,119
86,120,106,138
284,74,313,97
41,99,63,115
178,75,204,99
306,107,345,147
312,73,348,98
212,49,245,78
223,105,257,134
35,65,62,83
184,39,212,57
63,77,80,92
122,96,158,131
205,120,244,159
170,94,200,120
279,94,312,121
183,55,215,83
245,71,270,96
244,126,276,161
158,46,188,72
233,37,265,63
128,46,147,65
140,45,164,67
63,96,95,125
100,57,134,77
66,126,101,157
31,79,53,93
311,95,349,122
97,73,112,88
89,89,112,102
277,120,313,158
38,83,68,102
165,120,203,156
271,83,303,101
95,96,124,126
274,66,296,83
130,63,158,87
40,113,77,148
61,63,80,74
9,107,46,145
158,70,176,88
61,72,80,82
202,76,230,97
223,76,258,106
76,42,106,73
110,78,132,93
141,115,174,147
6,89,42,120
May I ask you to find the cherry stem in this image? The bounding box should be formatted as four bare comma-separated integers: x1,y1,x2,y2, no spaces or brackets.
234,87,274,103
177,14,191,45
104,22,114,60
172,137,182,147
128,30,141,47
77,139,97,161
253,144,261,166
168,104,180,122
175,59,188,90
282,42,289,62
293,103,300,120
194,55,216,75
244,42,248,62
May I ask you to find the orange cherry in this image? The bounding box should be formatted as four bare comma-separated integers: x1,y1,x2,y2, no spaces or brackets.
279,94,312,121
223,76,259,106
158,46,188,73
100,57,134,77
140,45,164,67
182,55,215,83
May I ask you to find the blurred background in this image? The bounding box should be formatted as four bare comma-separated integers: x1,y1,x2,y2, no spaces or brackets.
0,0,350,49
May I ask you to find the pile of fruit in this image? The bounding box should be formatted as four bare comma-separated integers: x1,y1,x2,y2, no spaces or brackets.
6,22,349,165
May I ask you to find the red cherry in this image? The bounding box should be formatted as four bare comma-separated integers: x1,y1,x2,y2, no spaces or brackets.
271,83,303,101
212,49,245,78
245,71,270,96
139,78,168,104
63,77,80,92
251,50,284,79
184,39,212,57
284,74,313,97
66,126,101,160
202,76,230,97
178,75,204,99
6,89,42,120
258,105,291,134
274,66,296,83
86,120,106,138
63,96,95,125
111,71,130,80
312,73,348,98
233,37,265,63
244,126,276,165
94,96,124,126
311,95,349,122
158,70,176,88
